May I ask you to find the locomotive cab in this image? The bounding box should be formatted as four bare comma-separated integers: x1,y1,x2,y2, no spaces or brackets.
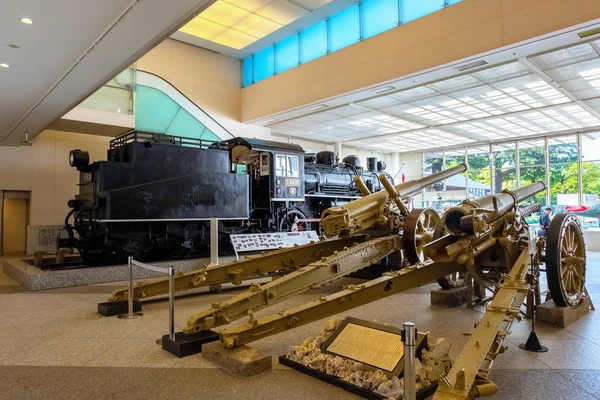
222,138,306,231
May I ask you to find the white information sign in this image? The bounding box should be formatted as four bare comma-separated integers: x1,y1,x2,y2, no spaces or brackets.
230,231,320,258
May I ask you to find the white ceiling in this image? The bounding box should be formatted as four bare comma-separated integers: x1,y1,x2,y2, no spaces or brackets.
0,0,216,146
262,21,600,154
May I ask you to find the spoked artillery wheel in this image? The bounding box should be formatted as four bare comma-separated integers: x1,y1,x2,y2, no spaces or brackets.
431,223,468,289
546,212,587,308
403,208,441,264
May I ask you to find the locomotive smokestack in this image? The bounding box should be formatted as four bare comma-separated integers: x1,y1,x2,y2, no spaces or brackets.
367,157,378,171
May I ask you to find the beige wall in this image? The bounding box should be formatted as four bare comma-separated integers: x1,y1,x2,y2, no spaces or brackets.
137,38,272,140
0,130,110,226
241,0,600,122
2,198,28,254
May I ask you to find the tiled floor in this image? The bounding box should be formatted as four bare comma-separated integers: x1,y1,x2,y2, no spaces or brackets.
0,252,599,399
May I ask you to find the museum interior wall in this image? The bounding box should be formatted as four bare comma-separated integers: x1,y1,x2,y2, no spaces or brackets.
240,0,600,122
0,130,110,227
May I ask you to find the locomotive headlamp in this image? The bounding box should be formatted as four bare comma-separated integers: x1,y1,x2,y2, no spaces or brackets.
69,149,89,169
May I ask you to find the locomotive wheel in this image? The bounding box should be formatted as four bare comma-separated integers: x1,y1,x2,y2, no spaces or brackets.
431,222,468,289
279,209,311,232
546,212,586,308
403,208,440,264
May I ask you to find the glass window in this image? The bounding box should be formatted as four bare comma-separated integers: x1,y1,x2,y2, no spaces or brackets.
275,34,299,75
467,146,491,199
549,135,578,164
242,56,253,87
329,4,360,52
361,0,399,40
445,148,467,196
275,154,287,176
253,46,275,83
300,20,328,64
424,151,444,192
520,165,546,207
400,0,445,24
519,139,545,166
287,155,300,177
493,142,516,168
493,168,517,194
581,132,600,162
550,163,579,205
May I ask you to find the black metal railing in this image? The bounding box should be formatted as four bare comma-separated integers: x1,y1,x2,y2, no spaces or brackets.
110,130,227,150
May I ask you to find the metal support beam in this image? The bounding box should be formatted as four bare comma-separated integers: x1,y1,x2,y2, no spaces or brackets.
545,137,551,206
577,133,584,205
489,143,495,193
515,141,520,188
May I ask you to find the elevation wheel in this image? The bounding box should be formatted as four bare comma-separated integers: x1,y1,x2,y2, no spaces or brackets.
546,212,586,308
432,223,468,289
403,208,440,264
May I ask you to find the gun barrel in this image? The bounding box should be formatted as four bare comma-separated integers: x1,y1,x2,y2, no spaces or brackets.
322,163,467,237
444,181,546,234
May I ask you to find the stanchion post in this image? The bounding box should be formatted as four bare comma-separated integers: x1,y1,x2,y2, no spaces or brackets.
168,266,175,341
403,322,417,400
118,256,143,319
210,217,219,266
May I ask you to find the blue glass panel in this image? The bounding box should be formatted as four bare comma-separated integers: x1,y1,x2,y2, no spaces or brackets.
135,85,180,132
300,20,328,64
242,56,253,87
253,46,275,83
447,0,462,5
275,34,299,74
166,108,208,139
361,0,399,39
329,4,360,52
400,0,445,23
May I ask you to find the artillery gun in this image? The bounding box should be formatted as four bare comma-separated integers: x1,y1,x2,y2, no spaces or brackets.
196,180,585,400
103,164,467,320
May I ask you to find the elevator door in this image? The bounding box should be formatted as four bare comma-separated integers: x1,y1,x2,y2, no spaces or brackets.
1,191,30,256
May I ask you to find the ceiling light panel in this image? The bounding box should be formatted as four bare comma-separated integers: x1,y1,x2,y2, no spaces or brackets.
226,0,272,12
328,105,367,117
472,62,530,84
179,17,228,39
180,0,331,49
428,74,482,94
391,86,438,102
256,0,309,24
356,96,403,110
212,29,257,49
530,43,597,71
232,14,282,37
203,2,250,25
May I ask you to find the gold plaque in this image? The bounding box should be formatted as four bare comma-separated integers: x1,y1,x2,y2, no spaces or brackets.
325,322,404,372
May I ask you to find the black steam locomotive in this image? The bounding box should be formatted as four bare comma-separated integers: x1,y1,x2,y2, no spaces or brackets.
61,131,392,265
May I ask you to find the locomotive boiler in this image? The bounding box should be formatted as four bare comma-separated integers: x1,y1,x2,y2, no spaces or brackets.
61,131,393,265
